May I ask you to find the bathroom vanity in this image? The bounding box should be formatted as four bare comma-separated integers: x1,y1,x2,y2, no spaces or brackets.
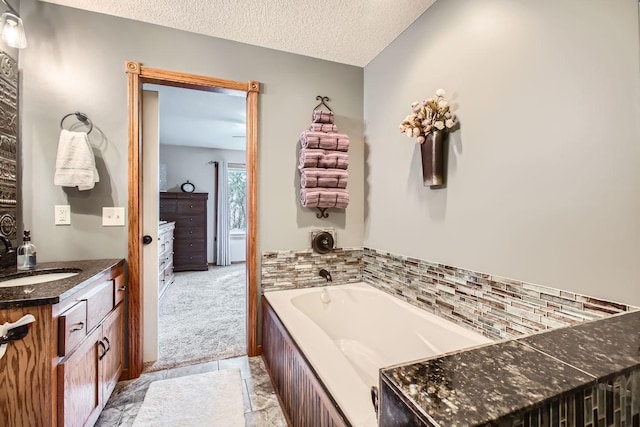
0,259,126,427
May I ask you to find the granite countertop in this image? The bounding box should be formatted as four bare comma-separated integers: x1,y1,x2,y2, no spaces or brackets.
381,310,640,426
0,259,124,309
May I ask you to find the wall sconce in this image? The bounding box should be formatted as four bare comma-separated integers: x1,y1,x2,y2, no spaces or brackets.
0,0,25,49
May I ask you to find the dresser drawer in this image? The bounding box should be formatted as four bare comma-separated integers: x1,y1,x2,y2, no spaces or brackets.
159,198,177,216
177,200,206,215
58,300,87,356
85,279,114,331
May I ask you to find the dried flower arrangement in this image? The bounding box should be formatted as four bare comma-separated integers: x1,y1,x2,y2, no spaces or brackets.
399,89,455,144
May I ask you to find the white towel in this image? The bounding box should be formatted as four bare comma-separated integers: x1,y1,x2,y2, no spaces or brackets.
54,129,99,191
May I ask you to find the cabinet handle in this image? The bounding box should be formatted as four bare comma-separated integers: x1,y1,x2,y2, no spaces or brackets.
189,230,193,234
98,340,107,360
190,205,194,208
118,285,127,292
103,337,111,353
69,322,84,332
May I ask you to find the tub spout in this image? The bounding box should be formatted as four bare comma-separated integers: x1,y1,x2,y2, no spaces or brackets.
319,269,332,283
320,287,331,304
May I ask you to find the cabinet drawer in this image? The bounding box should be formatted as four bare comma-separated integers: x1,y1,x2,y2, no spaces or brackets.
59,300,88,357
177,200,206,214
175,226,205,239
114,272,127,306
86,280,114,331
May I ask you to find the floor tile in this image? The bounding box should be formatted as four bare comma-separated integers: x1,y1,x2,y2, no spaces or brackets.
118,402,144,427
104,370,165,409
245,405,288,427
245,375,280,411
219,355,251,379
94,405,123,427
163,359,219,380
242,380,252,413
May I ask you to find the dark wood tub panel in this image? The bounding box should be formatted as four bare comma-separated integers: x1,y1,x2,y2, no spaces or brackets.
262,296,351,427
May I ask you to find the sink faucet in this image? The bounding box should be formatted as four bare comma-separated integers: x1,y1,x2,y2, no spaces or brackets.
0,236,13,253
319,269,332,283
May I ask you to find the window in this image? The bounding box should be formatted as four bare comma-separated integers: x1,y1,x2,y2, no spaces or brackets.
228,165,246,234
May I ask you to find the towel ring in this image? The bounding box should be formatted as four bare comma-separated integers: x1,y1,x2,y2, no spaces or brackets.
60,112,93,134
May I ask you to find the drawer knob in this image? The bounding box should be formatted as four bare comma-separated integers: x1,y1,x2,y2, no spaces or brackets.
189,243,193,247
190,205,194,208
190,218,193,221
189,231,193,234
70,322,84,332
118,285,127,292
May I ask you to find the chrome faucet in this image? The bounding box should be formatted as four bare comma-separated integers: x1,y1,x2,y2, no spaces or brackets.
319,269,332,283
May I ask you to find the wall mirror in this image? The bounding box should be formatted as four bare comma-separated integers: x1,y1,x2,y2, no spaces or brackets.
0,49,18,253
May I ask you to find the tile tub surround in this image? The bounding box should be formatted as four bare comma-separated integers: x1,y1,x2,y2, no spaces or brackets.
363,248,636,340
380,310,640,426
261,247,362,292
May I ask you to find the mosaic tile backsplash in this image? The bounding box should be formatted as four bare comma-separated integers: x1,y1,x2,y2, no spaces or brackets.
261,247,362,292
362,248,636,340
500,368,640,427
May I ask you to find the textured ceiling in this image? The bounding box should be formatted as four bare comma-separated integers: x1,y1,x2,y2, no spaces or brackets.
39,0,436,66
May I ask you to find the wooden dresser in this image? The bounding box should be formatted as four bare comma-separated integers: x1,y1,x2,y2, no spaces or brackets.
158,221,175,298
159,192,208,271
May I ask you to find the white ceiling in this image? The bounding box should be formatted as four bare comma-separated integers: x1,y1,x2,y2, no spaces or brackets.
144,84,247,151
39,0,437,67
43,0,437,150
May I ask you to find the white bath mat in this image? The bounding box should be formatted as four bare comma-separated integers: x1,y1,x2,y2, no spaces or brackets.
132,368,244,427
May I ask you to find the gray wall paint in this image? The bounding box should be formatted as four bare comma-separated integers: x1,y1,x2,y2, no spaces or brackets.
364,0,640,306
159,145,245,263
18,0,364,262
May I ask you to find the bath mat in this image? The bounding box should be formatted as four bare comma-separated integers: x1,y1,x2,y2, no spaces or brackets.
132,369,244,427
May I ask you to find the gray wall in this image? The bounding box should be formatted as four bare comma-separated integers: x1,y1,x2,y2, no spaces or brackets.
159,145,246,263
364,0,640,306
18,0,364,262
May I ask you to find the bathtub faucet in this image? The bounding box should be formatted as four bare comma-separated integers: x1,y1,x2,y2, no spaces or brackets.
319,269,332,283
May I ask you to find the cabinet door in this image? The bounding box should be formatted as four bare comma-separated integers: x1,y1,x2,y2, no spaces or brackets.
101,303,124,400
57,326,102,427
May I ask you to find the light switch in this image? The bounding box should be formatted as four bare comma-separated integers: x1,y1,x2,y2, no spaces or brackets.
55,205,71,225
102,207,126,226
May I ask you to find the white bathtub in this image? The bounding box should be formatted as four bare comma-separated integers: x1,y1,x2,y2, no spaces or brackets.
264,282,492,426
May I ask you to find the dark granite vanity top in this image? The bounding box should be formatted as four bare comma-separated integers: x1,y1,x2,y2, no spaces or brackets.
0,259,124,309
381,310,640,426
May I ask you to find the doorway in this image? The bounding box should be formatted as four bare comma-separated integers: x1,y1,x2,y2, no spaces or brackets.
126,61,260,379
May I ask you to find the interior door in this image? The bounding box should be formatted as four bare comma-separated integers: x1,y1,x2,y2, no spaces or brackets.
141,90,160,362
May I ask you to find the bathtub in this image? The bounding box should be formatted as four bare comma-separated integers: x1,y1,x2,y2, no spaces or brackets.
263,283,492,426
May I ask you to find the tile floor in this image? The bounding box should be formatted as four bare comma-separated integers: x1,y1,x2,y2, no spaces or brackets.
95,355,288,426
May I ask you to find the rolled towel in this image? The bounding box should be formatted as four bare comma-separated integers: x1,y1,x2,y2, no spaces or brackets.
300,131,349,152
300,168,348,188
309,123,338,133
312,110,334,124
299,149,325,169
318,152,349,170
300,188,349,208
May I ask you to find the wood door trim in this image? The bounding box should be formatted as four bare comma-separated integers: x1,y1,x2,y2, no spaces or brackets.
125,61,261,379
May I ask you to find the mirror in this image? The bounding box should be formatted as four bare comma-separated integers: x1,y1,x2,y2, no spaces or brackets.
0,49,17,254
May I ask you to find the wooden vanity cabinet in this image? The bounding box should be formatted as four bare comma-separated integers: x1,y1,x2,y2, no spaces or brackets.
0,260,126,427
56,270,125,427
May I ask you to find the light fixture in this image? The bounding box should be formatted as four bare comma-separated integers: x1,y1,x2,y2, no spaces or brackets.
0,0,25,49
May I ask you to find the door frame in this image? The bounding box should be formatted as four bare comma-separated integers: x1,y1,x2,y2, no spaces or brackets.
125,60,260,379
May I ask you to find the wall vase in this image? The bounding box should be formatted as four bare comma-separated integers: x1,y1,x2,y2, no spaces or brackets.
420,130,446,187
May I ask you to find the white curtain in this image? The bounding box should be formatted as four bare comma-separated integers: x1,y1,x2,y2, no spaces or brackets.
216,160,231,266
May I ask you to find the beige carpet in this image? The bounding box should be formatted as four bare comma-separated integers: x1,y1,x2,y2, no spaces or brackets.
132,369,245,427
145,264,246,372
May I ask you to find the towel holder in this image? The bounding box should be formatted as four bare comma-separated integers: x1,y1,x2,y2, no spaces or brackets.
60,111,93,134
313,95,332,115
316,207,329,219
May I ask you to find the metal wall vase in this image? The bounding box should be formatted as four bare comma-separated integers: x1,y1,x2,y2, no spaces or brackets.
420,130,446,188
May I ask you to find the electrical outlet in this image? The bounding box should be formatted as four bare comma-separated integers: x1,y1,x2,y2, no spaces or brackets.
54,205,71,225
102,207,126,226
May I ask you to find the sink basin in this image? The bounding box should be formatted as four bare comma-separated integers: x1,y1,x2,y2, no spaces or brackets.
0,270,81,287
